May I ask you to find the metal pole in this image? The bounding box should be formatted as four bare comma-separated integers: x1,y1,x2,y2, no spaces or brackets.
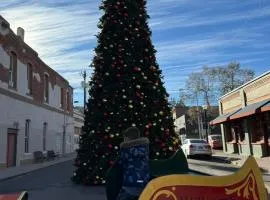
196,93,201,139
63,108,66,156
83,70,86,111
204,109,209,143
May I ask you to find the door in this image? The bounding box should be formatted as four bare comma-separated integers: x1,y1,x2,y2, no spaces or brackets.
7,129,17,167
264,123,270,156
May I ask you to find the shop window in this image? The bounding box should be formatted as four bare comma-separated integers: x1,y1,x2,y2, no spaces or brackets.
230,123,244,143
225,124,233,142
251,114,265,143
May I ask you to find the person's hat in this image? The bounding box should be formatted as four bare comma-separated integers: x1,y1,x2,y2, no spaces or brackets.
122,127,140,140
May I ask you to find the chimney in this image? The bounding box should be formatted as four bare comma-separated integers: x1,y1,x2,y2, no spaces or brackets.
17,27,24,41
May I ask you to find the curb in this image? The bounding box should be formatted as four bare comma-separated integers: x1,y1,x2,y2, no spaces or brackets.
0,154,75,183
231,160,270,174
212,156,232,164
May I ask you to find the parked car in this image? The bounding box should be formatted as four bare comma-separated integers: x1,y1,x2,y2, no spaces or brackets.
208,134,223,149
181,139,212,158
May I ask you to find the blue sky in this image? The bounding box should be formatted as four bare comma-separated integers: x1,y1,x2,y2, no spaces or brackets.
1,0,270,105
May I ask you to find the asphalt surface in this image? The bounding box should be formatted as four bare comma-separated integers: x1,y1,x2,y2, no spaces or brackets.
0,161,106,200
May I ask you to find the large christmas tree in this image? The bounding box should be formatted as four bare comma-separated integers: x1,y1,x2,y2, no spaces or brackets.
72,0,180,185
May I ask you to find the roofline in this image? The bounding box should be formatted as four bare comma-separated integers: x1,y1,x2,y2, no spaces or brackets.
1,15,72,88
219,70,270,100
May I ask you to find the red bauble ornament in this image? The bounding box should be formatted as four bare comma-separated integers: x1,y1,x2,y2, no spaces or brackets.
124,13,128,17
104,112,108,116
76,160,80,166
160,143,165,147
148,122,152,127
108,144,113,148
116,74,121,77
109,161,114,166
144,131,149,136
104,136,108,139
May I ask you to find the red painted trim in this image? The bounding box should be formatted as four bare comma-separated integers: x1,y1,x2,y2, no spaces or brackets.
261,105,270,112
229,110,255,120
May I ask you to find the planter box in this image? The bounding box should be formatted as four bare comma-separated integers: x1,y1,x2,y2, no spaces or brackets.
226,143,238,153
238,143,251,156
251,143,267,157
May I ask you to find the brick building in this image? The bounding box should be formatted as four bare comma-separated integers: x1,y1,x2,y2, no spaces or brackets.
0,16,74,168
210,70,270,157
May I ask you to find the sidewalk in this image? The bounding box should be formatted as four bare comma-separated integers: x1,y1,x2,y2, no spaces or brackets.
212,150,270,173
0,153,76,182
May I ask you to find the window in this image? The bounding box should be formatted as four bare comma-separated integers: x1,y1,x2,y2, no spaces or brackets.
60,88,64,108
44,74,49,103
43,122,47,151
8,52,17,89
25,119,30,153
27,63,33,94
189,139,207,144
66,90,70,111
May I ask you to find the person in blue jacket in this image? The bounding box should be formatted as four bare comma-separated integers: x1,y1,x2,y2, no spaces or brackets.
116,127,150,200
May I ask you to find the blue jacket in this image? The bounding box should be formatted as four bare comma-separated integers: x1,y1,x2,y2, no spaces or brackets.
117,137,150,188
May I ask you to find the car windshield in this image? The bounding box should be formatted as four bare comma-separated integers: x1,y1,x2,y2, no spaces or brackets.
189,139,207,144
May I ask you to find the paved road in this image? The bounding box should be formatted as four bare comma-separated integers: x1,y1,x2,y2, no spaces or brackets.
0,161,106,200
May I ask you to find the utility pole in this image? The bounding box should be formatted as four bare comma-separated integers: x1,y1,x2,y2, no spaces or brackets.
62,105,66,156
196,92,202,139
80,70,87,111
203,105,209,143
83,70,86,111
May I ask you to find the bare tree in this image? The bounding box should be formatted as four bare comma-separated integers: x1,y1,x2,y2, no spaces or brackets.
185,66,216,107
215,62,255,95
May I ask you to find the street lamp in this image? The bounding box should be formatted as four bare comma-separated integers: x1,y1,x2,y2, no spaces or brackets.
203,105,209,143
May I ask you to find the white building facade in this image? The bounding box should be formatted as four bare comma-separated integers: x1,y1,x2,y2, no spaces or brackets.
73,109,84,150
0,16,74,168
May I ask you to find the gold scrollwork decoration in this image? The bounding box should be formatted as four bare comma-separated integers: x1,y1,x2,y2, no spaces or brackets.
152,189,178,200
225,172,258,200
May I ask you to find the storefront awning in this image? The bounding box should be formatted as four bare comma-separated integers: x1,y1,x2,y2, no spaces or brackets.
261,101,270,112
230,99,270,120
209,109,241,125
